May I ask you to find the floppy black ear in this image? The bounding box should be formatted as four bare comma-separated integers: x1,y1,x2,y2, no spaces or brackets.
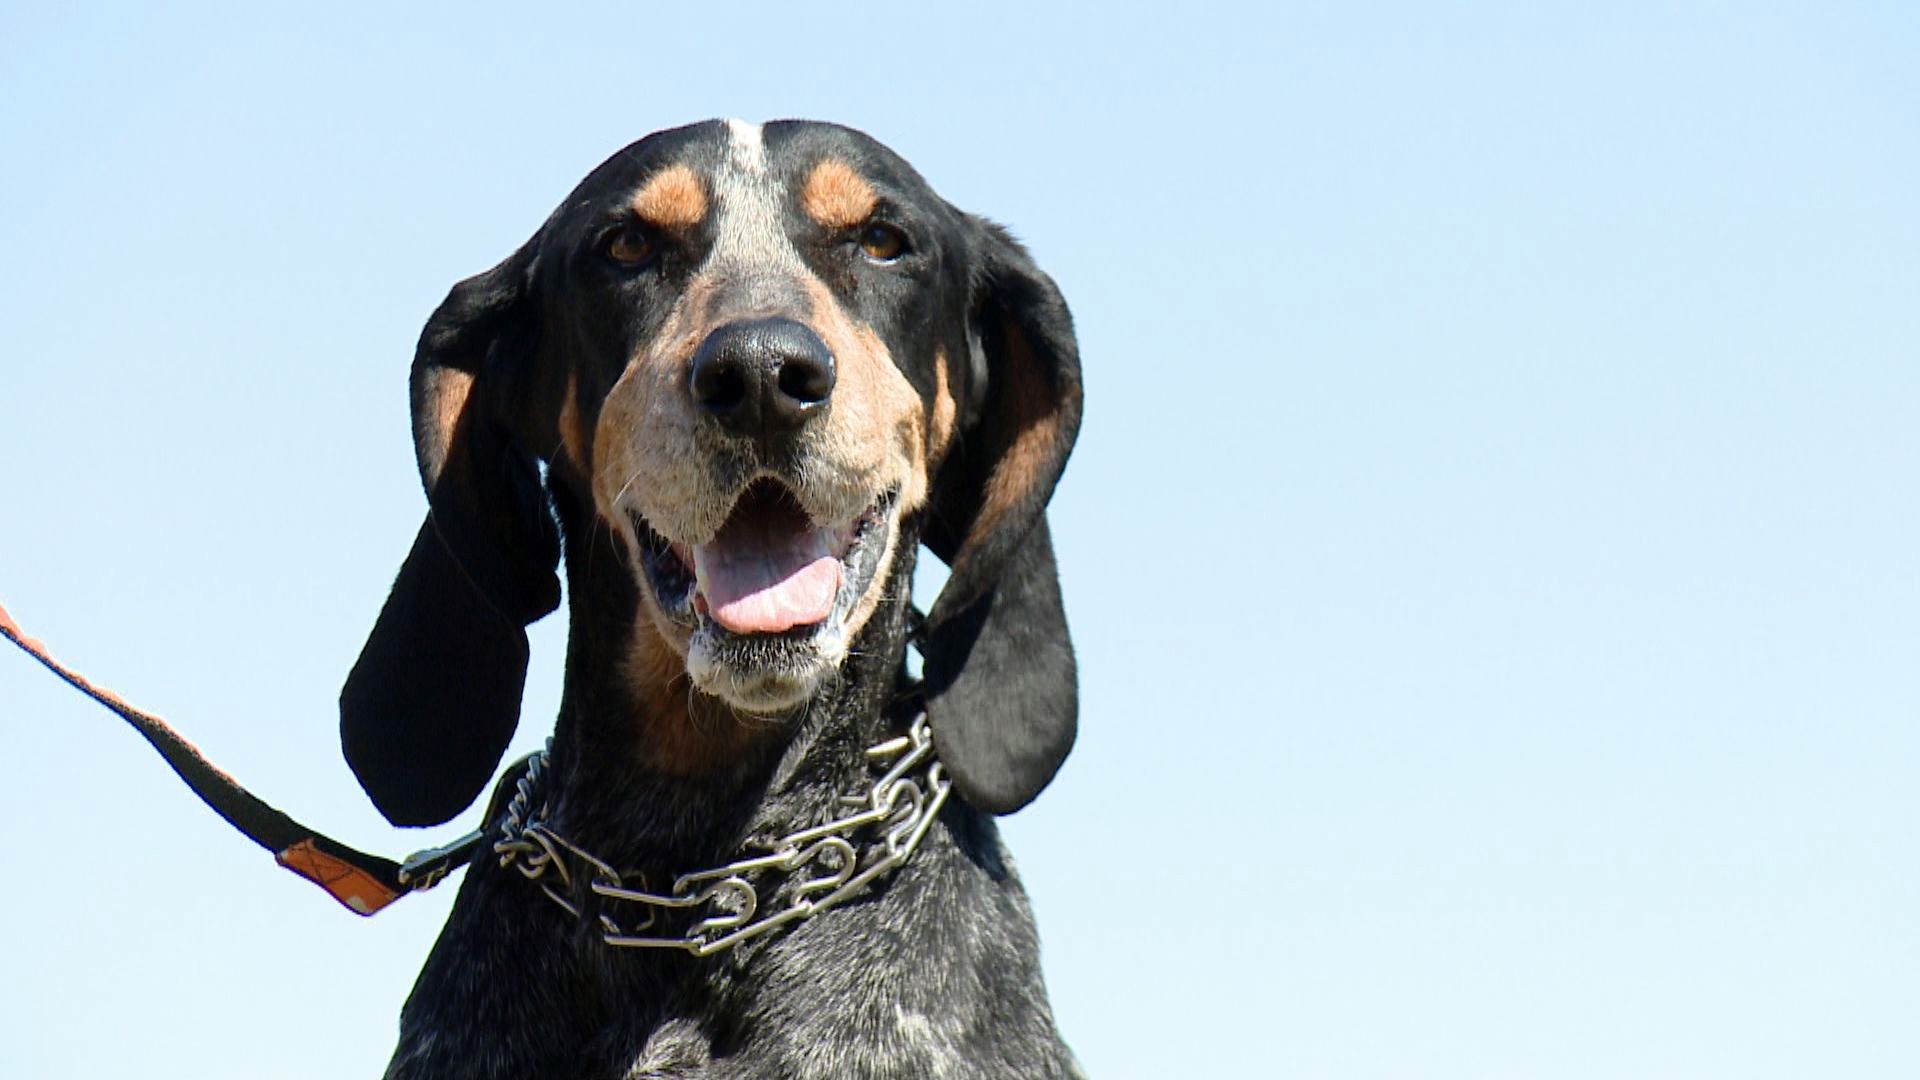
340,237,561,826
922,220,1084,815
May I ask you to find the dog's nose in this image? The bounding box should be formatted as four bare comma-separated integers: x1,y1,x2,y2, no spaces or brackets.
689,318,836,439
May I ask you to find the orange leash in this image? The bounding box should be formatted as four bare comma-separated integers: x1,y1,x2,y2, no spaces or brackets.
0,600,428,915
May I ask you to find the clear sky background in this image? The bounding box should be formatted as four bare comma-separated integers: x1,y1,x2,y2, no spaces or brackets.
2,4,1915,1078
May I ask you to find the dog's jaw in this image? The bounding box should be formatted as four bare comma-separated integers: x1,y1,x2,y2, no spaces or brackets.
616,479,905,716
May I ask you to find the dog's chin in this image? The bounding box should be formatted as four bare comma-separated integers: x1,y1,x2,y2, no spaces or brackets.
684,628,835,715
633,479,898,716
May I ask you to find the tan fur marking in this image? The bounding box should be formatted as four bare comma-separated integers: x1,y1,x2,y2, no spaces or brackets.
620,613,761,774
929,349,958,462
801,158,878,230
968,322,1062,544
592,276,718,536
629,163,708,228
800,276,928,516
415,368,476,480
558,371,590,467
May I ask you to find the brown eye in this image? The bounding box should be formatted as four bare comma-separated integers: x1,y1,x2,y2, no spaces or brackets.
605,225,656,267
858,222,908,262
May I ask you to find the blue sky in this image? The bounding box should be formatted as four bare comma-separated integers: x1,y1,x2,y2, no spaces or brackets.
2,3,1915,1077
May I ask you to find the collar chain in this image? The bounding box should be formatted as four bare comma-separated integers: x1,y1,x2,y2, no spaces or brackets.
489,713,951,956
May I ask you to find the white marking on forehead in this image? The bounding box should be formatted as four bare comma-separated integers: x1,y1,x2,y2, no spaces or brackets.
724,119,768,175
712,118,804,305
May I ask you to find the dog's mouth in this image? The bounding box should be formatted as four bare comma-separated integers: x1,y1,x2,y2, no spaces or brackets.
634,479,897,710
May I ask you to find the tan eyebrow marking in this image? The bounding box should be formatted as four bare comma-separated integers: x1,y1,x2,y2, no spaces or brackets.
801,158,878,230
629,163,707,228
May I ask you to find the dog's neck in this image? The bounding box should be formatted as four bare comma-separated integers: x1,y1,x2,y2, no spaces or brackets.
539,518,922,874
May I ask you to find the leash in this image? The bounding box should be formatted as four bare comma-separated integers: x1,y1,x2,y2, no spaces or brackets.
0,600,465,916
2,598,942,936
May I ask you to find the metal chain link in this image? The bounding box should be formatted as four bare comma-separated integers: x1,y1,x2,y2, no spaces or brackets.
488,714,950,956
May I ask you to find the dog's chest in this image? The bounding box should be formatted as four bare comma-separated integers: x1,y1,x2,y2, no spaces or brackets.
622,1007,971,1080
617,914,977,1078
610,859,1051,1078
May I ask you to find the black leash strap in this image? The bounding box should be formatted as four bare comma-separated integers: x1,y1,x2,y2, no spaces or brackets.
1,600,422,915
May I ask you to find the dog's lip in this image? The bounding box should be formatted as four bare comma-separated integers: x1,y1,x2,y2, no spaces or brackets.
635,481,895,637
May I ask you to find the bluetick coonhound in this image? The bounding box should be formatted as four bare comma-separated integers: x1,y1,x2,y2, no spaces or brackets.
339,119,1085,1078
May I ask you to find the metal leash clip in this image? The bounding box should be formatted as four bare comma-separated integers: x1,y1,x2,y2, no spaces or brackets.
397,830,486,891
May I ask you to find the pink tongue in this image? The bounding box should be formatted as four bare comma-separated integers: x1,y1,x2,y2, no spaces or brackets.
693,508,843,635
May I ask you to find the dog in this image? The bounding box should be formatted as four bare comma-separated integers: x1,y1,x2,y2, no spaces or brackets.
338,119,1084,1078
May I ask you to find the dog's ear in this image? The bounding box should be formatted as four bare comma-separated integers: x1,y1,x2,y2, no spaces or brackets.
921,220,1083,815
340,235,561,826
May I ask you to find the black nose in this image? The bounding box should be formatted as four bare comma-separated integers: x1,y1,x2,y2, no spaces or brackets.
689,318,836,440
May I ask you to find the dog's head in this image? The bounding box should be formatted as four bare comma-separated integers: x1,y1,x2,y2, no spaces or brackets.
340,120,1081,827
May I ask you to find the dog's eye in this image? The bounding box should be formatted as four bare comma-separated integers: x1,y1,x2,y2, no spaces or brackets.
604,225,657,268
857,223,908,263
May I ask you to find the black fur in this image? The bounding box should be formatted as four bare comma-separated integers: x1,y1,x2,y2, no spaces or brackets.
923,221,1084,813
343,120,1085,1078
